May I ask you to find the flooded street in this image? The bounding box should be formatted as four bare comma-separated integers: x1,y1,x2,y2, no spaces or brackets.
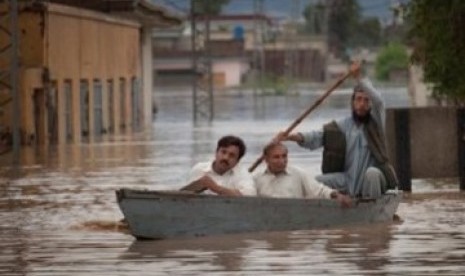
1,86,465,275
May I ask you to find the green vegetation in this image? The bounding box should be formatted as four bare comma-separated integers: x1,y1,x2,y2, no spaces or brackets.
375,42,409,81
192,0,230,15
302,0,381,60
243,74,297,96
409,0,465,104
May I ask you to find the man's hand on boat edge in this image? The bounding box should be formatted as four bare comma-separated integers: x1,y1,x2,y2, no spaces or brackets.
331,191,353,208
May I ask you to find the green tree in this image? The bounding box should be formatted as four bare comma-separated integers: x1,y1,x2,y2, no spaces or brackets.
409,0,465,104
303,2,325,35
352,17,381,47
192,0,230,15
327,0,360,59
302,0,369,59
375,42,409,81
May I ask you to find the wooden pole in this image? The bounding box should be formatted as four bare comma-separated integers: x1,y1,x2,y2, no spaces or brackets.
248,70,352,173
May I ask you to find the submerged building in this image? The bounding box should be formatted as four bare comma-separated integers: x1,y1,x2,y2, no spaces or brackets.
0,0,181,145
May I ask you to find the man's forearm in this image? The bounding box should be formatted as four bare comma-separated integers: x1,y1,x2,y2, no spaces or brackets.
288,133,304,143
209,184,241,196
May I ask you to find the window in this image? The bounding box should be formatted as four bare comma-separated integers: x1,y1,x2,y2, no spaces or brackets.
131,77,141,130
119,78,126,129
107,79,114,133
64,80,73,142
80,80,89,138
93,79,104,137
48,81,58,144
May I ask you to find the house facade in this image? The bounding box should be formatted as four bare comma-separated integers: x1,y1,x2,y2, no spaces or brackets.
152,14,275,88
0,0,180,145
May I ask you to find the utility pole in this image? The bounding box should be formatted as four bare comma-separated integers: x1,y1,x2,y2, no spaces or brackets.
285,0,300,94
322,0,331,82
191,0,214,122
0,0,20,165
253,0,264,97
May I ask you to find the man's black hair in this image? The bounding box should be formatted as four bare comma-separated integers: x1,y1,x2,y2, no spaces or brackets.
216,135,247,160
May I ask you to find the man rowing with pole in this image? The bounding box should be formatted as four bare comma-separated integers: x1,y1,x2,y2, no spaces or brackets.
276,61,398,198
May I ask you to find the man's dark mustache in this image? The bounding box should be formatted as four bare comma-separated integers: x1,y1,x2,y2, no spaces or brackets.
219,160,229,166
352,110,371,124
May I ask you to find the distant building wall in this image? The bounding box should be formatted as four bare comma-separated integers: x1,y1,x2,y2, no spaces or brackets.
212,59,249,87
46,4,141,143
0,2,142,145
262,49,325,82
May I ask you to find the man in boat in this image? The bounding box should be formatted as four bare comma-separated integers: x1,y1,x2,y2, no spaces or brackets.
182,135,256,196
254,142,352,207
277,61,398,198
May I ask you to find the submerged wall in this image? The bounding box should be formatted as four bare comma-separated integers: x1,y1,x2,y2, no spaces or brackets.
386,107,465,191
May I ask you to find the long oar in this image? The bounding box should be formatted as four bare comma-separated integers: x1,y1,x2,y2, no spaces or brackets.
248,70,353,173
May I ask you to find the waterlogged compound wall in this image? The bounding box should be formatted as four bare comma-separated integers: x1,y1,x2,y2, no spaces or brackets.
386,107,465,191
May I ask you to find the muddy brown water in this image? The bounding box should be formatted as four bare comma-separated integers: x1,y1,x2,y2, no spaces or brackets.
1,87,464,275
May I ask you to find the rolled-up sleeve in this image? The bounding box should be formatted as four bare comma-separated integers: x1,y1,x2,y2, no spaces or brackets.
302,170,333,199
186,163,205,184
299,130,324,150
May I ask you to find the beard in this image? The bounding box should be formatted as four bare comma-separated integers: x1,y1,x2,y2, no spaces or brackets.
352,109,371,125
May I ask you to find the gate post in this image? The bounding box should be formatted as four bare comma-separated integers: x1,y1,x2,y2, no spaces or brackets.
458,108,465,190
395,109,412,191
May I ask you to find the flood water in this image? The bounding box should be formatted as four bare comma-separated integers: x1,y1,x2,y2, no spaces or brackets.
1,85,465,275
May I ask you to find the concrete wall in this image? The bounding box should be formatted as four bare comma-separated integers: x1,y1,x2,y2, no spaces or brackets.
0,3,144,145
45,4,141,144
386,107,463,183
212,59,249,87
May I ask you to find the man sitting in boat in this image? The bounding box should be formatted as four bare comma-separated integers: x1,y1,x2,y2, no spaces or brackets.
277,61,398,198
182,135,256,196
254,142,352,207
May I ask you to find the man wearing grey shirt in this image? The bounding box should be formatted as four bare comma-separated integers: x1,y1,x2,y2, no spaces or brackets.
278,62,398,198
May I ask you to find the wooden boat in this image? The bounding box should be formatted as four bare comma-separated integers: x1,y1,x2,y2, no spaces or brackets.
116,188,401,240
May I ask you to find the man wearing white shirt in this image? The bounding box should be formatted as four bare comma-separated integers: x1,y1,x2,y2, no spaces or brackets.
254,142,352,207
183,135,256,196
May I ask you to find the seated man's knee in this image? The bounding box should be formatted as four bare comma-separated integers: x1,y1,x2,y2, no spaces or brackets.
365,167,383,180
363,167,386,197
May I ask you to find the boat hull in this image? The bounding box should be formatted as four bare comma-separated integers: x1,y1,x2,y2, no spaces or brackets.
116,189,401,240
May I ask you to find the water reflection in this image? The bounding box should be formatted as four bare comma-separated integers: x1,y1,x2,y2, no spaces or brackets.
124,234,249,271
120,224,399,275
325,223,393,275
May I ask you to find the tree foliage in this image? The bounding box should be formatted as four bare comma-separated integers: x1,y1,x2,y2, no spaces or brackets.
192,0,230,15
375,42,409,81
352,18,381,47
302,2,325,35
302,0,381,58
409,0,465,103
327,0,360,58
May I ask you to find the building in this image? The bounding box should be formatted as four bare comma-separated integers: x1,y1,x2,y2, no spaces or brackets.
0,0,181,145
153,38,249,88
152,12,328,89
152,14,275,88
